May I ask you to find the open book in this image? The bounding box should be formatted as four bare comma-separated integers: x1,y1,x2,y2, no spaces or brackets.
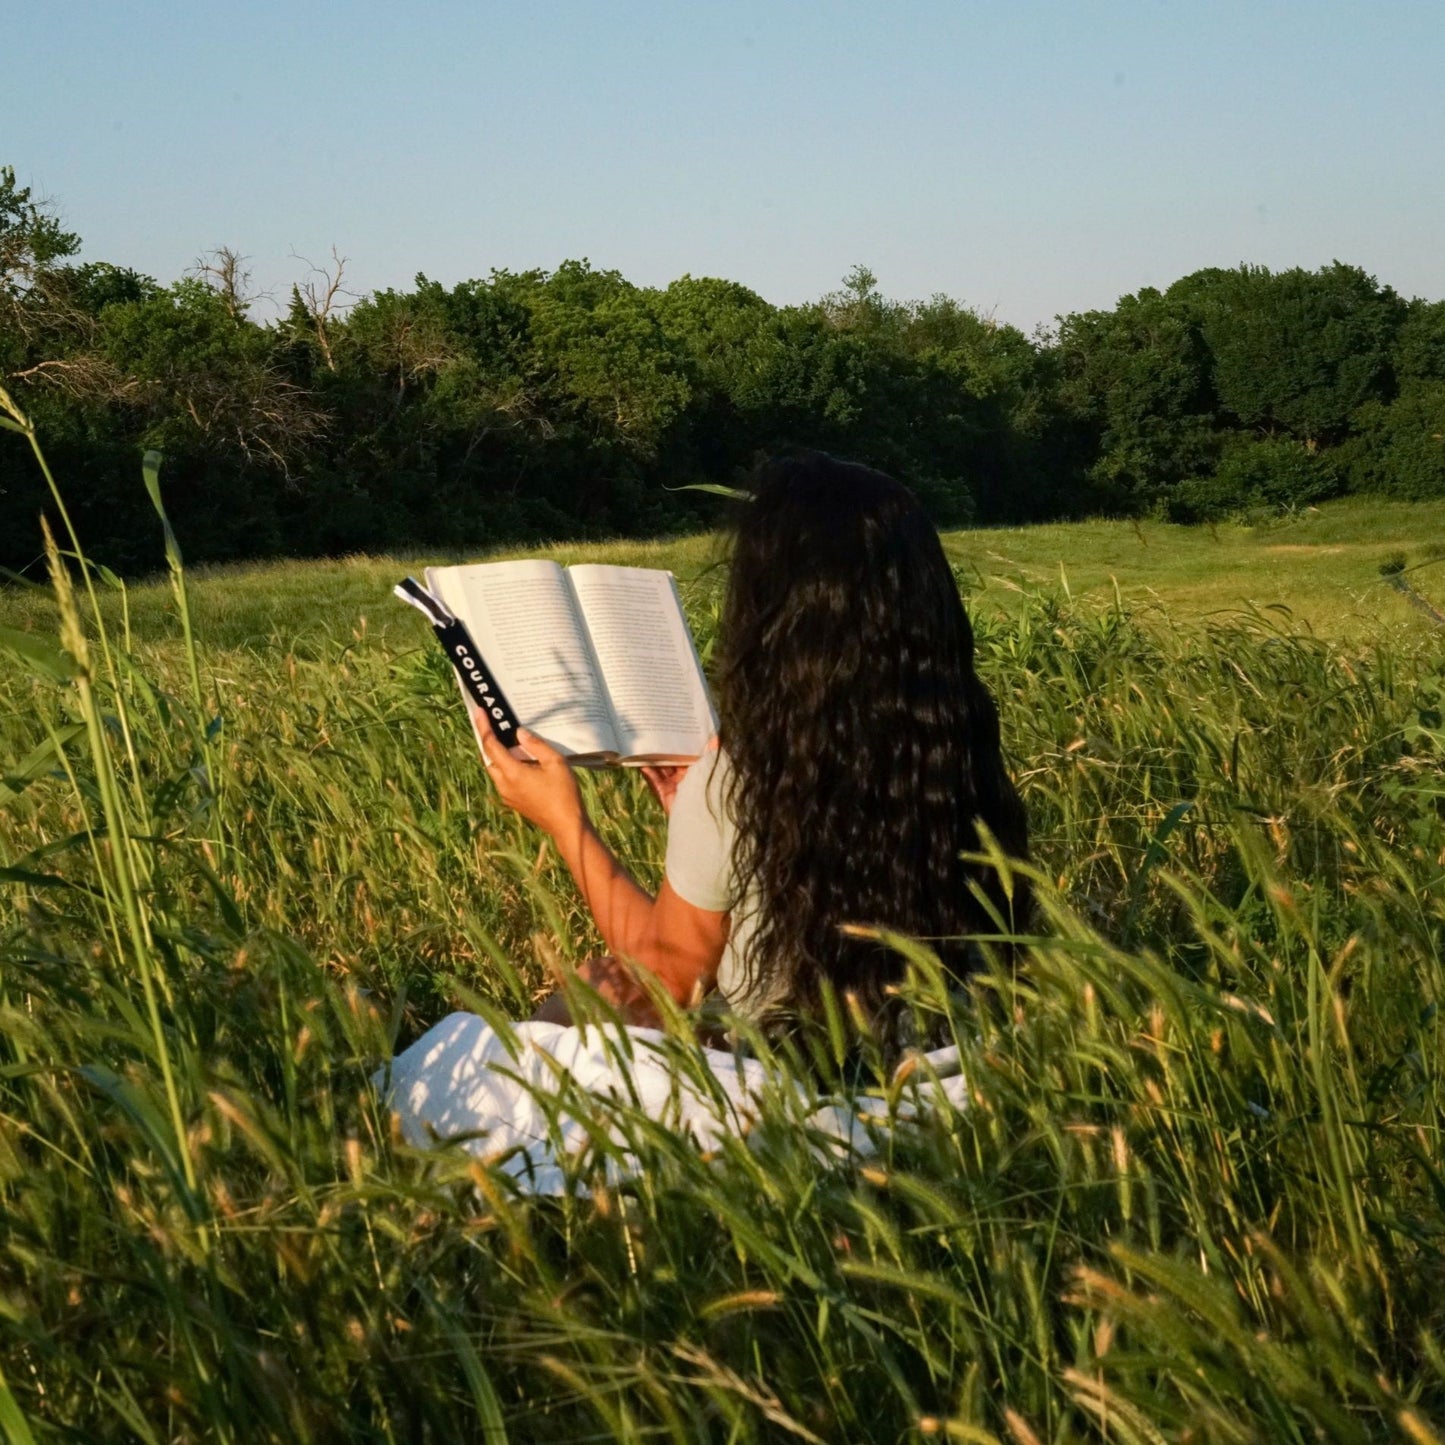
419,561,717,766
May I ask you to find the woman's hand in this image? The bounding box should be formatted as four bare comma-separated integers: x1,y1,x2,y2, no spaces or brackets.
640,764,689,816
470,702,584,839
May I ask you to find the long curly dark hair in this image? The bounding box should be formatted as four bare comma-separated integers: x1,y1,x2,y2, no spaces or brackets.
716,452,1030,1020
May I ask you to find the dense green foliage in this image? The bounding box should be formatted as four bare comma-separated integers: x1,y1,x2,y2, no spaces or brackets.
1,406,1443,1439
5,166,1445,575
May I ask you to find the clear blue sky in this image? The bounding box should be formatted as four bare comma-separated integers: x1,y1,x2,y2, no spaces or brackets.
7,0,1443,330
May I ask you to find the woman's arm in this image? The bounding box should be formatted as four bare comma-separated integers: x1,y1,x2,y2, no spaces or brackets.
471,705,727,1009
545,806,726,1001
533,881,727,1027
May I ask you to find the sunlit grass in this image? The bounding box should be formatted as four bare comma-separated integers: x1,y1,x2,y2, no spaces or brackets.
0,406,1442,1440
2,495,1441,653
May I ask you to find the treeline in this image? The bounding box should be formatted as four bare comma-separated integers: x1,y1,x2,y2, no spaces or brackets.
3,164,1444,574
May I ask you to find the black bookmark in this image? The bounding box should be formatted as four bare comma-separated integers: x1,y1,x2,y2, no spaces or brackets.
394,577,526,751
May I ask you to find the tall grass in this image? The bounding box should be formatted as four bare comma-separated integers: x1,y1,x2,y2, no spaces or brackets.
0,394,1442,1441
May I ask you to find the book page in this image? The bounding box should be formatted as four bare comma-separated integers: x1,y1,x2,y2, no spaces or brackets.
426,560,618,758
567,565,717,761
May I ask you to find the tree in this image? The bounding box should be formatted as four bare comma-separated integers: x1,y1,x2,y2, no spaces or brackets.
1340,386,1445,500
1182,263,1404,447
821,263,902,336
0,165,80,303
99,278,325,471
1055,289,1220,511
1394,298,1445,385
522,261,691,458
0,164,83,372
341,281,463,395
1168,436,1338,521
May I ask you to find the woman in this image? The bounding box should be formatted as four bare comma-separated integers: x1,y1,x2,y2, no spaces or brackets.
473,452,1030,1039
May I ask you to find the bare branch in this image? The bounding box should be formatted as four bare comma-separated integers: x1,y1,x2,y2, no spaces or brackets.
5,353,140,402
192,246,256,320
168,362,328,476
289,246,355,371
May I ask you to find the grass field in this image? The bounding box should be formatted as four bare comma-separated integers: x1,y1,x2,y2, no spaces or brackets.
4,494,1442,652
1,420,1444,1441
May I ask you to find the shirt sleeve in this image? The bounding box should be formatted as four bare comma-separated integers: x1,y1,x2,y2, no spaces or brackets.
663,753,733,913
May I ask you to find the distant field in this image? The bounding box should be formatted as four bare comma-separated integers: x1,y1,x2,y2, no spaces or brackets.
949,496,1445,639
3,495,1442,650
